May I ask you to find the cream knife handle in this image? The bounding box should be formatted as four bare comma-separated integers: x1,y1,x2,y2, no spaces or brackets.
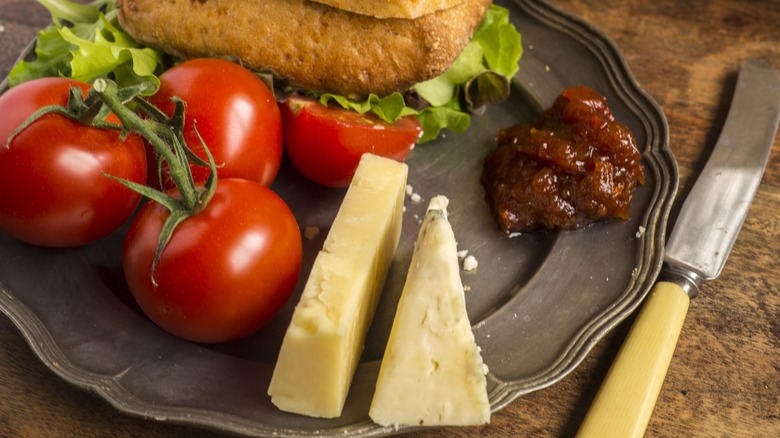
576,281,690,438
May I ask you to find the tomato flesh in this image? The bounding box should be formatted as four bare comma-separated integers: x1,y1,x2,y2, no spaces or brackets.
0,78,147,247
281,96,421,187
147,58,283,188
123,178,303,343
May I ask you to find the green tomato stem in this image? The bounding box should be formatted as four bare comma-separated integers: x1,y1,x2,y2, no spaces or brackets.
92,78,199,211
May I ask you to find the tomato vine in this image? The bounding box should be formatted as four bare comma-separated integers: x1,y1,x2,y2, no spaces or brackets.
8,78,218,282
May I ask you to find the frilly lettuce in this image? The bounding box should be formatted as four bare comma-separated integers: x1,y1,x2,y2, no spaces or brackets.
7,0,162,91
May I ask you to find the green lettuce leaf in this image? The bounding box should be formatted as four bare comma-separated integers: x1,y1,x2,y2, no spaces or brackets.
8,0,162,91
58,15,160,87
472,2,523,78
7,24,72,84
317,92,417,121
413,42,487,107
40,0,109,24
416,106,471,143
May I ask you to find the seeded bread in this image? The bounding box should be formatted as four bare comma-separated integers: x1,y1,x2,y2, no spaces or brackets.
117,0,492,99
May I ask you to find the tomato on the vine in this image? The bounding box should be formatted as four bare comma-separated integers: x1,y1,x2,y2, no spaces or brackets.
0,77,147,247
280,96,422,187
147,58,283,189
123,178,302,343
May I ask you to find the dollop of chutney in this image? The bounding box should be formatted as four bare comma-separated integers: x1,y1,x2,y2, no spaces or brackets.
481,86,645,234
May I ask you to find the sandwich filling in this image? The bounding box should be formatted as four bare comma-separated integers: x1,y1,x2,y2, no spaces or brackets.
310,0,467,19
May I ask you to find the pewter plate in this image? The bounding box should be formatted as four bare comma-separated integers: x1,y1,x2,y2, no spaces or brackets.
0,0,677,436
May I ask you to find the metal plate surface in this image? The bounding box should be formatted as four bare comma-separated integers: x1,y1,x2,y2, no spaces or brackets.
0,0,677,436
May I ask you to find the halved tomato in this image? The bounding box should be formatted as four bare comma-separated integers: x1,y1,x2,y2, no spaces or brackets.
280,96,422,187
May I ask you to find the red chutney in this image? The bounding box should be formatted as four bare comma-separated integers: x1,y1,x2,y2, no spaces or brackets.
481,86,645,234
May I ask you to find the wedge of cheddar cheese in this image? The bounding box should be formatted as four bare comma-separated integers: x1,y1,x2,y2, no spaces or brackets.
268,153,408,418
369,196,490,426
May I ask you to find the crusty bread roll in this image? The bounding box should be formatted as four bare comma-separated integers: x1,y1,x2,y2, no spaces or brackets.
117,0,492,99
310,0,465,19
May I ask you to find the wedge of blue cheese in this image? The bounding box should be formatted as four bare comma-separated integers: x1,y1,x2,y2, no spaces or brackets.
369,196,490,426
267,153,408,418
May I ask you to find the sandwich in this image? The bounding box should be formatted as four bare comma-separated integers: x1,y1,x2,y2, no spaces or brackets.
118,0,492,99
116,0,522,141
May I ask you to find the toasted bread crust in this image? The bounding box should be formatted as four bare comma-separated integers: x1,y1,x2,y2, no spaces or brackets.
117,0,492,99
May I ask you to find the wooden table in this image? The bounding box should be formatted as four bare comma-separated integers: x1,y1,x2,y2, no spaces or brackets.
1,0,778,436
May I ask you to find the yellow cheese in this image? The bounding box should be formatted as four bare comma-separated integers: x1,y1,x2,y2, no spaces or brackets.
268,153,408,418
309,0,466,19
369,196,490,426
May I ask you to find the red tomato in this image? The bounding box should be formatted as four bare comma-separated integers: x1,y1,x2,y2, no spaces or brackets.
147,58,283,188
0,77,147,247
123,178,302,343
280,96,422,187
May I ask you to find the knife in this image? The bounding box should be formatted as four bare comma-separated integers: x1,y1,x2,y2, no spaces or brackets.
575,58,780,438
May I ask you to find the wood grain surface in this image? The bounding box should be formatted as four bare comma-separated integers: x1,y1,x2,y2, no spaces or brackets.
1,0,778,437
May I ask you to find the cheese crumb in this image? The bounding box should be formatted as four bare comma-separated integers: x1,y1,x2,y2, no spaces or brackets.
463,255,478,272
635,225,646,238
405,184,422,203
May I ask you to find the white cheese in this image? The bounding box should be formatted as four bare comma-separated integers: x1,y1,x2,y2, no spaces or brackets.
267,153,408,418
369,195,490,427
463,254,479,272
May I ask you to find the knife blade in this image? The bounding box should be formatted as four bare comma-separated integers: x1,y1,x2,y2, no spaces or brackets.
575,58,780,438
